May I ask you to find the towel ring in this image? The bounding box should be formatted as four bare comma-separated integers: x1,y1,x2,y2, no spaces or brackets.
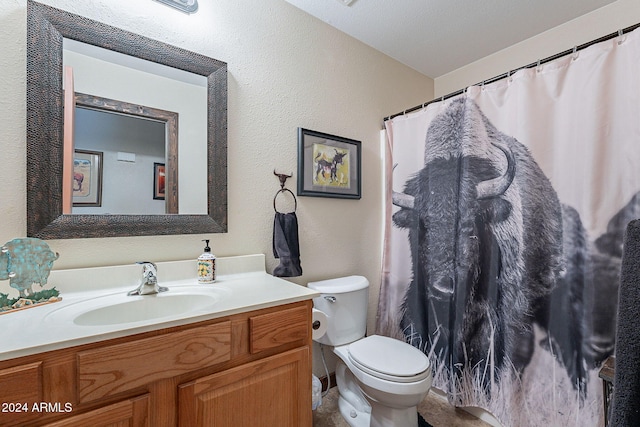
273,188,297,213
273,170,297,213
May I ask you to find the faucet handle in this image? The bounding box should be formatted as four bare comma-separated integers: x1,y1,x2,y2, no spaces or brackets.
128,261,166,296
136,261,157,276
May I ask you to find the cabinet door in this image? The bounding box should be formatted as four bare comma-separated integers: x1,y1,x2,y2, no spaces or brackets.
179,347,311,427
43,394,149,427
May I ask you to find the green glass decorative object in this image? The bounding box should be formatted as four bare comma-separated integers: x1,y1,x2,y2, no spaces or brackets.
0,238,60,313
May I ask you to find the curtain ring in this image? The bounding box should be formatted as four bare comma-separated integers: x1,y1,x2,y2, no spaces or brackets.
572,46,579,60
618,29,627,45
536,59,542,73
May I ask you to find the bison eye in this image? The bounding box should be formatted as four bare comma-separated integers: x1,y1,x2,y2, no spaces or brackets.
433,277,454,295
479,199,512,222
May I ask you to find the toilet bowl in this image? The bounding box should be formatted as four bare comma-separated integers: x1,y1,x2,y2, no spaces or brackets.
309,276,432,427
334,335,432,427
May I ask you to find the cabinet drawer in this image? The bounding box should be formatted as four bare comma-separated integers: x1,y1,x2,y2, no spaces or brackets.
43,394,149,427
250,305,309,354
0,362,42,404
0,362,42,425
77,321,231,403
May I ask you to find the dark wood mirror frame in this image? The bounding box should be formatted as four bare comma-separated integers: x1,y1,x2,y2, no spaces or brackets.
27,0,227,239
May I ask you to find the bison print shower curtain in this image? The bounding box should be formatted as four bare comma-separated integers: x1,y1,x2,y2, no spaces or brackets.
378,28,640,426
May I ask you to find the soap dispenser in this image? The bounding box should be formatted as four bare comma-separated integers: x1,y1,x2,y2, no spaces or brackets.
197,239,216,284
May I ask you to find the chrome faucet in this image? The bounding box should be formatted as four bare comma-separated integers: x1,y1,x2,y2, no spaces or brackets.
128,262,168,296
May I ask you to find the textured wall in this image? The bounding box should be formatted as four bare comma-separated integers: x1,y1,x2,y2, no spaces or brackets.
3,0,638,382
435,0,640,97
0,0,433,344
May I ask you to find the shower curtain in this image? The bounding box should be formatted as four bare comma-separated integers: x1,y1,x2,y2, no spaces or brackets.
378,28,640,427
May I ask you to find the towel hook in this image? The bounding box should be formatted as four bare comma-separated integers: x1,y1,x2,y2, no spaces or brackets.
274,170,292,189
273,170,297,213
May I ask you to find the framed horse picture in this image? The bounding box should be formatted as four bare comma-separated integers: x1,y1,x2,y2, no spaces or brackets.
297,128,361,199
72,149,103,207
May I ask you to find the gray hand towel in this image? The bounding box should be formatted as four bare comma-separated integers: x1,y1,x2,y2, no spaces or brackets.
611,219,640,426
272,212,302,277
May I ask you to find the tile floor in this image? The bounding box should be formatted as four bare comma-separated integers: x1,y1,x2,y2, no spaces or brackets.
313,387,494,427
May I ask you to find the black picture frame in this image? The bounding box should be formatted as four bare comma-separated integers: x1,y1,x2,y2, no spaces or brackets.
297,128,361,199
153,162,166,200
72,149,103,207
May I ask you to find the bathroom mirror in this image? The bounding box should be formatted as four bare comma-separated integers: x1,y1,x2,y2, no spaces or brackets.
26,0,227,238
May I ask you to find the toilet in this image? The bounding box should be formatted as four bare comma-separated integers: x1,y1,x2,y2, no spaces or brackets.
309,276,432,427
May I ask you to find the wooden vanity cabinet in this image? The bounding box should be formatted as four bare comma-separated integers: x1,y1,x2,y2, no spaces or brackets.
0,300,312,427
178,348,309,426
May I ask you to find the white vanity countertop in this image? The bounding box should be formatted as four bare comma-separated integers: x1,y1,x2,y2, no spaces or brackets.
0,254,319,361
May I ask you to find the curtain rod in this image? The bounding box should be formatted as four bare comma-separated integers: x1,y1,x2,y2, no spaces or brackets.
384,22,640,122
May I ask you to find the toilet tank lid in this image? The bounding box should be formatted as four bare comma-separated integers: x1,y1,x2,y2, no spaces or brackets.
308,275,369,293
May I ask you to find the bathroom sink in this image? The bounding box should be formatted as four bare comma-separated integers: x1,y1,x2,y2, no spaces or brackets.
74,293,220,326
45,286,230,327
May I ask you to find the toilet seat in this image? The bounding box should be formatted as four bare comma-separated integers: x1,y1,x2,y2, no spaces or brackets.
347,335,431,383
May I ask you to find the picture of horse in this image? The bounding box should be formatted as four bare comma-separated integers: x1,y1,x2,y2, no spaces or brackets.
312,142,350,189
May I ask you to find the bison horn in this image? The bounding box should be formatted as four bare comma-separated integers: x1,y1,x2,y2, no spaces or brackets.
392,191,415,209
476,141,516,199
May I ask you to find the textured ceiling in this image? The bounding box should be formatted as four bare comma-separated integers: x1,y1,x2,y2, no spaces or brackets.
284,0,617,78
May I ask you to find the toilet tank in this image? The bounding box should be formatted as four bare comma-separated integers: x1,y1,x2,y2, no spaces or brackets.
308,276,369,346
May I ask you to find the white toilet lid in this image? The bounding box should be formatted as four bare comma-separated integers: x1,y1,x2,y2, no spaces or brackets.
347,335,431,383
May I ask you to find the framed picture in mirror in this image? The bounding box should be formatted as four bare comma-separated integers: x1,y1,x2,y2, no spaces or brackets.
72,149,103,207
154,163,166,200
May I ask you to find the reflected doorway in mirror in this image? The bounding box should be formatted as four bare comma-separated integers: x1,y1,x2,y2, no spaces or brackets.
71,93,178,215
